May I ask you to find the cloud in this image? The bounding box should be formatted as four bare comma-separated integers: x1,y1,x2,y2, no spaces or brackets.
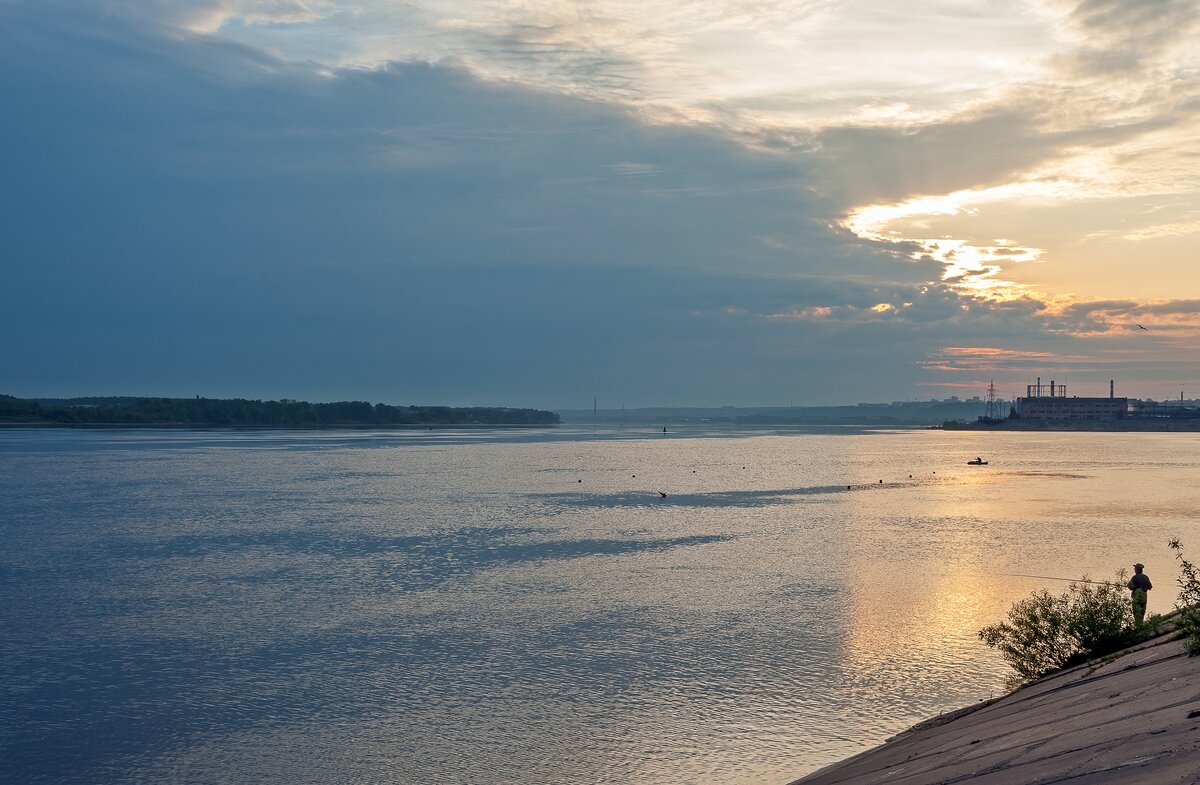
1,1,975,405
99,0,332,33
918,346,1083,376
158,0,1063,128
1050,0,1200,77
755,0,1196,309
1050,299,1200,335
3,0,1199,405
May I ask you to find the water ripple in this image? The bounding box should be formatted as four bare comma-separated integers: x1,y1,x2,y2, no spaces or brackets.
4,427,1199,785
537,484,890,509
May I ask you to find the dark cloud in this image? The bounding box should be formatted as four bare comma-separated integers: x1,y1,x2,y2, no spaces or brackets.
3,3,846,277
1044,0,1200,82
1027,297,1200,338
811,109,1050,206
1137,300,1200,316
1061,300,1140,316
1069,0,1199,50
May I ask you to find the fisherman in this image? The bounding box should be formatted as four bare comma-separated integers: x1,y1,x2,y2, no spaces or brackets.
1128,563,1152,625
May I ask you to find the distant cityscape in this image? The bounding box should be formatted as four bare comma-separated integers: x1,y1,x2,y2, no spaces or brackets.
986,377,1200,426
561,381,1200,429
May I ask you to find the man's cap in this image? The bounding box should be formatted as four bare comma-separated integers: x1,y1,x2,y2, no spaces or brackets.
1134,563,1145,569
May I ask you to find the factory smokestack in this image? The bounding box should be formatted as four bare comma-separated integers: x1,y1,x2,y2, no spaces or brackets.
1050,380,1056,397
1110,380,1114,399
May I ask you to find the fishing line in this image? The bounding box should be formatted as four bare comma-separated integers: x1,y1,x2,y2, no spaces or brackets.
1003,573,1117,586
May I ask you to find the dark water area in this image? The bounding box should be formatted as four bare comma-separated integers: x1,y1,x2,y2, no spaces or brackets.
3,427,1198,784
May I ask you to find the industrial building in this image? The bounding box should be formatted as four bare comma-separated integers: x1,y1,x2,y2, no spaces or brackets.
1016,378,1128,421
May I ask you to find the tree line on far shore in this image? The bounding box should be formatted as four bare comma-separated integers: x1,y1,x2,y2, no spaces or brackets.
0,395,559,427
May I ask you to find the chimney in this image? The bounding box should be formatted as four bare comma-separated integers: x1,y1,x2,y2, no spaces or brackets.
1050,380,1056,397
1037,377,1041,396
1110,380,1114,399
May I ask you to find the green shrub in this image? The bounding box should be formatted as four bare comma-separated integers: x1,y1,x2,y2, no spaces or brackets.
1168,538,1200,656
1063,576,1136,654
979,576,1136,682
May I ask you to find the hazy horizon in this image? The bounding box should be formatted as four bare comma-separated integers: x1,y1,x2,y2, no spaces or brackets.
0,389,1069,414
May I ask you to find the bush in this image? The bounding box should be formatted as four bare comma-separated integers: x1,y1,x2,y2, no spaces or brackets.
979,576,1136,682
1168,538,1200,656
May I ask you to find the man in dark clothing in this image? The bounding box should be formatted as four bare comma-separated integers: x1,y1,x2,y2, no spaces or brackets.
1128,563,1152,625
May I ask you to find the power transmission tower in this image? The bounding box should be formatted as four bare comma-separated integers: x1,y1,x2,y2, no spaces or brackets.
984,380,1004,420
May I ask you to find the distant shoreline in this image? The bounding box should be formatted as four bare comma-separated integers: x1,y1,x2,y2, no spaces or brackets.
0,422,559,430
0,395,560,428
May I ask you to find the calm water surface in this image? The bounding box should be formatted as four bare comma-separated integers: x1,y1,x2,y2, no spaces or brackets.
3,426,1198,784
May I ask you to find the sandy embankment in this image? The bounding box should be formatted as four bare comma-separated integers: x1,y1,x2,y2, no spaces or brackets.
790,632,1200,784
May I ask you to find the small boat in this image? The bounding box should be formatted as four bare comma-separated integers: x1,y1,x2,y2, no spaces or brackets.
967,458,988,465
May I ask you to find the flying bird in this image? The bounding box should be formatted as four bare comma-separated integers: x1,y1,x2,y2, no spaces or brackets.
1137,324,1149,331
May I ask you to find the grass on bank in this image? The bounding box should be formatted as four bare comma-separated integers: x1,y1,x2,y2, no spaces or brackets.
1168,538,1200,656
981,539,1200,683
978,574,1156,682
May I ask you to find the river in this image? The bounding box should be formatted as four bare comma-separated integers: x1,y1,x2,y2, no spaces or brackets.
2,426,1196,784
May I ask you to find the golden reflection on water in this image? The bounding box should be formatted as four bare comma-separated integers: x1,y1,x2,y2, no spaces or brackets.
836,431,1190,703
843,567,1000,662
836,475,1009,714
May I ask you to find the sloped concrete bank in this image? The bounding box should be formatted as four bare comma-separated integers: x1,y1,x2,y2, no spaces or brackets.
790,633,1200,784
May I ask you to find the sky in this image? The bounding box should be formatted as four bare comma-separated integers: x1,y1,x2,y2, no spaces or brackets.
2,0,1199,407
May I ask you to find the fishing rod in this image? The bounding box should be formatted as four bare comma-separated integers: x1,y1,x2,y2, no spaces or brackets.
1004,573,1120,586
